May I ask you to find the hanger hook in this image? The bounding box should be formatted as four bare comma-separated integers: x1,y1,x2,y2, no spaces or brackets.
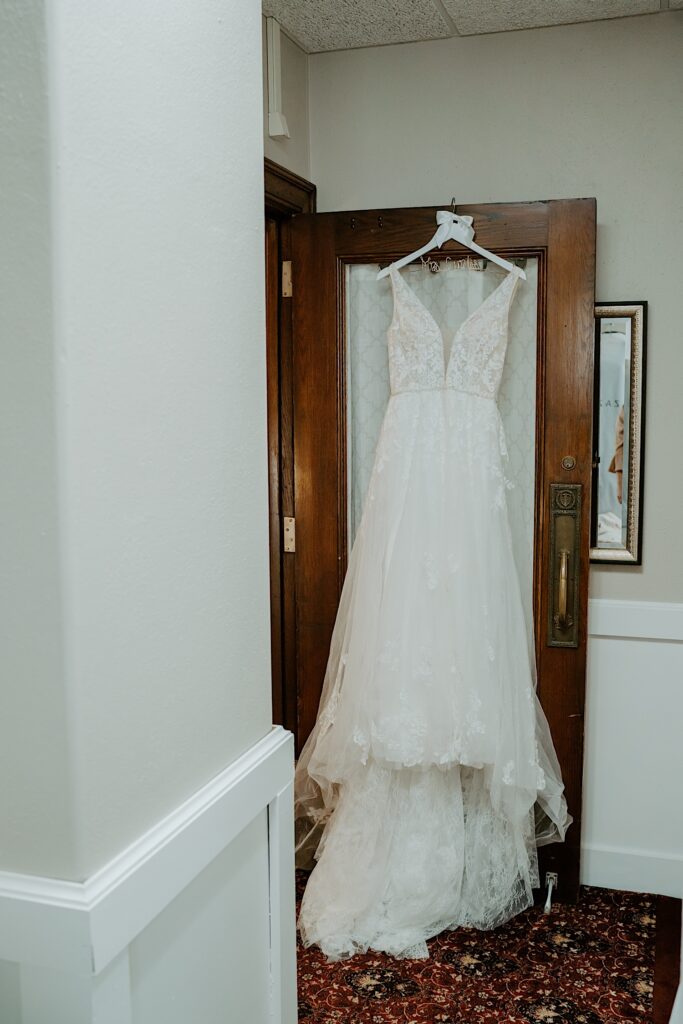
450,196,457,215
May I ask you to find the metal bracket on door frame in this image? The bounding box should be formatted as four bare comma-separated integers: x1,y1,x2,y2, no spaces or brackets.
282,260,292,298
283,516,295,553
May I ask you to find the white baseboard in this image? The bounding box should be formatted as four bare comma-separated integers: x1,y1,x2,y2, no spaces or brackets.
672,986,683,1024
0,725,296,1024
581,842,683,898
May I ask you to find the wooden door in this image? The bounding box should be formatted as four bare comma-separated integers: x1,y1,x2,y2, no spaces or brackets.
263,159,316,739
289,200,596,900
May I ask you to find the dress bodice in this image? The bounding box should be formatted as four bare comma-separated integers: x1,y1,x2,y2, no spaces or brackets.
387,266,523,400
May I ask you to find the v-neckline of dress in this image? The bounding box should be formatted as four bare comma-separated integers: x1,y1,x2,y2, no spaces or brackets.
389,264,520,375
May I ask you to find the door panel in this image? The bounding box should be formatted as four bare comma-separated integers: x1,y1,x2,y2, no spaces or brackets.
290,200,596,899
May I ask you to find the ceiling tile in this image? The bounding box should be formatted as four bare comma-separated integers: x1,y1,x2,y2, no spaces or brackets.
442,0,660,35
263,0,452,53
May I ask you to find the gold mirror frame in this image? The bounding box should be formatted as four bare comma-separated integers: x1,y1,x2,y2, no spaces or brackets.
590,302,647,565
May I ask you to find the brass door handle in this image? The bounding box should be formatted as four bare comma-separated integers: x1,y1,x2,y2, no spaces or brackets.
557,548,569,629
553,546,575,633
548,484,580,647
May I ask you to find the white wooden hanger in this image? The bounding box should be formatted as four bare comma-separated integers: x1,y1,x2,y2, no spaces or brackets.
376,208,527,281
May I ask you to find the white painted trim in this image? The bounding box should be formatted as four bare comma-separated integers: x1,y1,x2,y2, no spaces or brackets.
671,901,683,1024
268,781,297,1024
91,950,133,1024
672,983,683,1024
588,598,683,642
0,726,294,982
581,842,683,899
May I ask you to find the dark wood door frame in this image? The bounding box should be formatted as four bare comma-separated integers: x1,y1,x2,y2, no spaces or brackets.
655,895,682,1023
264,158,316,740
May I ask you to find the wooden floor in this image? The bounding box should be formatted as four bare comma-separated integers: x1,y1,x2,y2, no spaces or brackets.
655,895,681,1024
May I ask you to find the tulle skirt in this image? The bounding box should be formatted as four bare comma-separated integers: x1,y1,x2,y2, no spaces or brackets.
294,388,572,960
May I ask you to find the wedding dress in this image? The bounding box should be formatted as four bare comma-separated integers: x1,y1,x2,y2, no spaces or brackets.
294,263,572,961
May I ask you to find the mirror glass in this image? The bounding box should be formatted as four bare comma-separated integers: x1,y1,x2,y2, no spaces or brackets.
591,303,647,564
596,317,630,549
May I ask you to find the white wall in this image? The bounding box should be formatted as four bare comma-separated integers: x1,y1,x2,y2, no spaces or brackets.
129,813,270,1024
1,0,273,883
262,17,311,178
0,0,76,879
0,962,21,1024
0,2,292,1019
583,603,683,896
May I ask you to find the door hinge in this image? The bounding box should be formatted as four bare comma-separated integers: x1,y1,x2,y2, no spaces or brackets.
283,516,295,552
281,261,292,298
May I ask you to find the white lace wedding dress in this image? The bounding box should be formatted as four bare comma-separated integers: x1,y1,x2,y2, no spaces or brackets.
294,263,572,961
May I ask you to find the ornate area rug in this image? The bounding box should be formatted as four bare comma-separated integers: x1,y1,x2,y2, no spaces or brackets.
296,871,655,1024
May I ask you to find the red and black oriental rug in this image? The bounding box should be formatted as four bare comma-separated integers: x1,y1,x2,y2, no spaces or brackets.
296,871,665,1024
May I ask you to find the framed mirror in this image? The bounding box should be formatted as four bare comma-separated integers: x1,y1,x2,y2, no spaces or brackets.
591,302,647,564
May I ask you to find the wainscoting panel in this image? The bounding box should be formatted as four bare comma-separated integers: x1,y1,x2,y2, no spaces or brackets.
582,600,683,899
0,726,296,1024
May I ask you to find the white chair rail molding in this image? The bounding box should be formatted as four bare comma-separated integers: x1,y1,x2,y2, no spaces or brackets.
0,728,297,1024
